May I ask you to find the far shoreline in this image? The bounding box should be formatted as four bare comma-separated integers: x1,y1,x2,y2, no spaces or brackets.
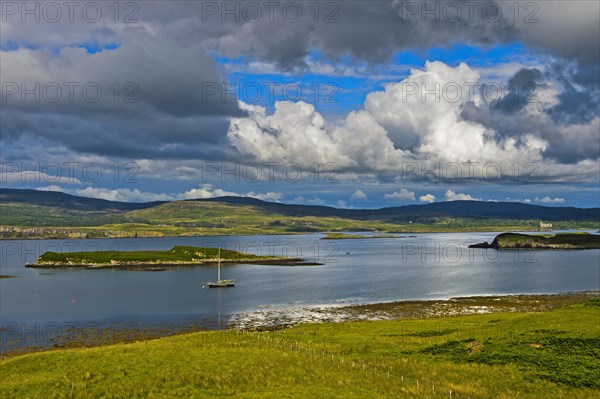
1,227,567,241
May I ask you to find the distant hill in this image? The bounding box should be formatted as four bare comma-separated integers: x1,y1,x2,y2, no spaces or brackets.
0,189,163,212
0,188,164,227
191,196,599,222
1,188,598,223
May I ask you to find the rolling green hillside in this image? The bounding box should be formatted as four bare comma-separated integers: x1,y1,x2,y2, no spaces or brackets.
0,189,156,227
0,203,131,227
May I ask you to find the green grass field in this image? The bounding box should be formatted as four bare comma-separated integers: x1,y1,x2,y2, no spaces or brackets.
1,300,598,398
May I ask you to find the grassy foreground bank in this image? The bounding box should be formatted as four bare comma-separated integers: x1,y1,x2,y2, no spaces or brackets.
1,299,599,398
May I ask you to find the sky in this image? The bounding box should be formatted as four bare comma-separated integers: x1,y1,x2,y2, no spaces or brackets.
1,1,599,208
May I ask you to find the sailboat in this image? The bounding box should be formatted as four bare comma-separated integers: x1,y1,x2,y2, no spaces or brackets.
206,247,235,288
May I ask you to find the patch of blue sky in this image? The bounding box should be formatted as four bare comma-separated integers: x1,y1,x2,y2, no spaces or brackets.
395,41,537,67
0,40,40,52
0,40,120,55
222,69,373,118
77,42,120,54
217,56,397,117
215,42,540,117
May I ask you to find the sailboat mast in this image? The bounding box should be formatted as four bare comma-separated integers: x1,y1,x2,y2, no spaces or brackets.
217,247,221,281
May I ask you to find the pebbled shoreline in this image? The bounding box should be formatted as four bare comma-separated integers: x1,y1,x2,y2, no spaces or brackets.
229,291,600,330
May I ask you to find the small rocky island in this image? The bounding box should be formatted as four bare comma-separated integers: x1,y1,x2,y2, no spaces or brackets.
469,232,600,250
26,246,319,270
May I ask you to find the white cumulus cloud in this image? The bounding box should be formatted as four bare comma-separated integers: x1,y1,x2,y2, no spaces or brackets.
181,184,283,202
181,184,238,199
384,188,416,201
535,196,565,204
247,191,283,202
336,200,348,208
419,194,436,203
226,61,564,181
36,185,67,192
445,190,480,201
351,190,367,200
75,187,173,202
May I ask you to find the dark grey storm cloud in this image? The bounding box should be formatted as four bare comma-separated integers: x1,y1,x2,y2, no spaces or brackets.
201,0,523,70
3,1,598,67
461,64,600,164
462,100,599,163
186,1,598,71
545,61,600,125
1,0,598,164
1,33,243,118
491,68,544,114
0,109,236,160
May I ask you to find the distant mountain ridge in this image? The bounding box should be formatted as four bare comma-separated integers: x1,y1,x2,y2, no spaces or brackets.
0,188,164,213
1,188,599,222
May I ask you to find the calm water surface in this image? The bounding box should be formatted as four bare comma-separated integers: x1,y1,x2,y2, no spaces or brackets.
1,232,599,342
